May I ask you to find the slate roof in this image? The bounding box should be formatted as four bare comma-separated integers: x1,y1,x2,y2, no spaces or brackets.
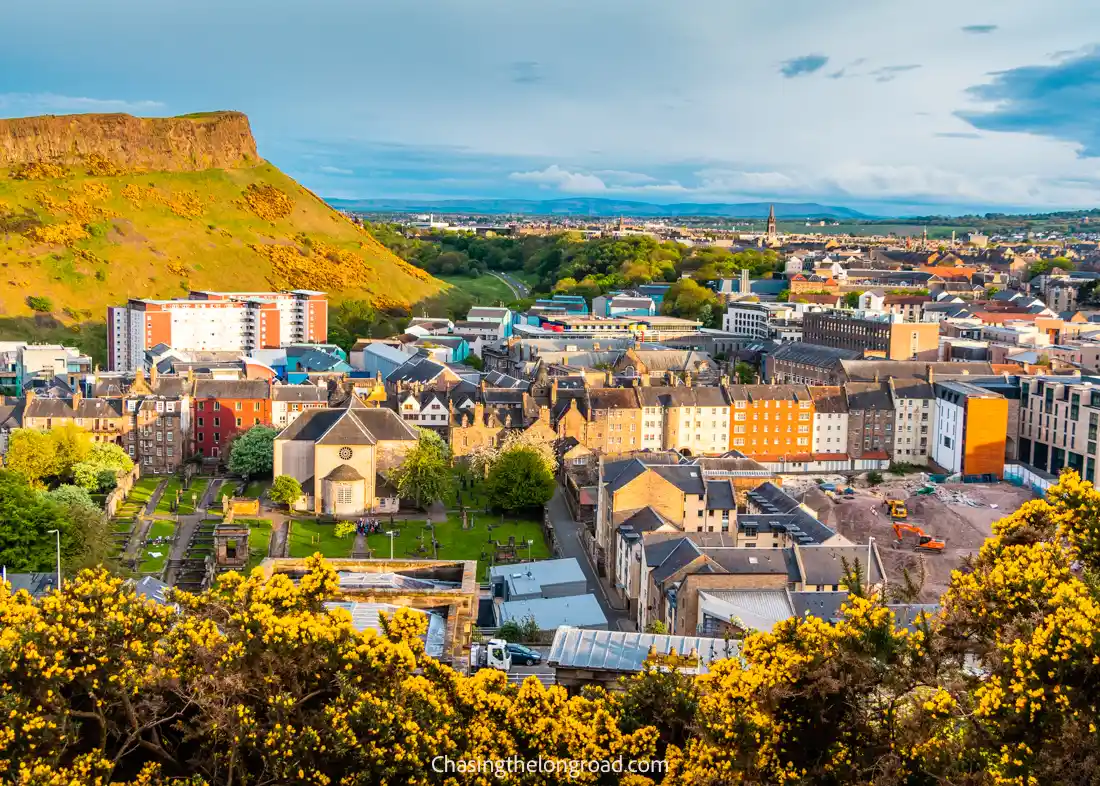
791,591,850,622
604,458,650,492
768,343,862,366
639,386,730,407
23,396,124,419
651,464,707,495
727,384,812,402
889,379,935,400
271,385,328,402
647,538,706,585
798,545,885,586
278,405,418,445
616,506,679,533
194,379,271,399
843,382,894,411
703,548,801,580
386,356,447,384
325,464,364,481
705,480,736,511
839,360,996,381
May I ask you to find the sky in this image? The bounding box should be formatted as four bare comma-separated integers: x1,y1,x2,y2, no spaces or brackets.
3,0,1100,215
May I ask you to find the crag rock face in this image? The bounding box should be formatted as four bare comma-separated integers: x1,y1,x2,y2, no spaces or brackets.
0,111,259,171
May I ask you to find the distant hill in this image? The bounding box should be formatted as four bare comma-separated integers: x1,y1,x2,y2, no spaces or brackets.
0,112,443,360
327,196,870,220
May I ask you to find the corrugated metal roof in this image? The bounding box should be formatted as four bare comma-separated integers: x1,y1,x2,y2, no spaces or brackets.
548,626,739,673
698,589,794,632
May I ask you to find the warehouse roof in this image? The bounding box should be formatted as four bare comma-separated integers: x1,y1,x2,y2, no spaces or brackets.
549,626,739,673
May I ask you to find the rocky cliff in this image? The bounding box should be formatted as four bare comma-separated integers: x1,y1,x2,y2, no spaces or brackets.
0,111,259,171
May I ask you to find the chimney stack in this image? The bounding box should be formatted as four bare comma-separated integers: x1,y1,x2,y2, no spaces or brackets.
550,378,559,406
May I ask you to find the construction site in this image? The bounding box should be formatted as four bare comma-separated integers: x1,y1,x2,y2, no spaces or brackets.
780,474,1038,602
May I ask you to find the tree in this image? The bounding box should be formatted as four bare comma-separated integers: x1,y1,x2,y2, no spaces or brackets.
227,425,279,479
334,520,356,539
645,620,669,634
843,291,863,308
1027,255,1074,280
661,278,721,327
45,484,96,510
734,361,756,384
777,288,791,302
486,446,555,511
49,424,92,480
386,429,451,509
71,442,133,491
0,470,73,572
4,429,58,486
269,475,303,508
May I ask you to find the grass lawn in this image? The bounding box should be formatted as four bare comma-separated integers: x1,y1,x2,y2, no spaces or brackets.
114,519,135,534
155,479,183,514
365,513,548,571
242,479,270,500
178,478,210,514
444,470,490,511
240,519,273,571
438,273,514,306
128,477,163,507
138,520,176,574
287,519,355,559
114,501,144,520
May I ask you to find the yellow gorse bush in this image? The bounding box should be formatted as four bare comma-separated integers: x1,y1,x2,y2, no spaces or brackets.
2,471,1100,784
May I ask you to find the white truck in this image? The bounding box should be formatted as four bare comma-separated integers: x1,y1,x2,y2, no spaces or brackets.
470,638,512,673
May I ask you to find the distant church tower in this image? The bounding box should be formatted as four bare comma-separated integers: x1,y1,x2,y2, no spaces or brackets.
766,205,778,245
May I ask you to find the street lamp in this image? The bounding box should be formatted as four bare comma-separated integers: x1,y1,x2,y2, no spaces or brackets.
526,539,534,562
386,530,398,560
46,529,62,591
866,536,875,595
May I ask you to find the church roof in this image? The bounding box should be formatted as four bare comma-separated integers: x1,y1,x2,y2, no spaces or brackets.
325,464,364,482
277,406,418,445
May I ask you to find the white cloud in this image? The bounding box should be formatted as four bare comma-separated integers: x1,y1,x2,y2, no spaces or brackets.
508,165,607,193
319,165,353,175
0,92,165,114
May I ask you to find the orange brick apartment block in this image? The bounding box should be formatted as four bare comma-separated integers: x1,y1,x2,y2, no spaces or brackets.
726,385,815,460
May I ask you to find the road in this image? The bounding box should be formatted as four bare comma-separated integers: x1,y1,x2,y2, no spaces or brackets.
546,487,634,632
490,271,529,300
508,646,556,686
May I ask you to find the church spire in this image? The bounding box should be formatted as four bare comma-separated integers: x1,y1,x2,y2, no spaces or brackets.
766,204,777,244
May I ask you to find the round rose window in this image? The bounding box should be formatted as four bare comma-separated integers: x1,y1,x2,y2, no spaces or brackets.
339,447,353,460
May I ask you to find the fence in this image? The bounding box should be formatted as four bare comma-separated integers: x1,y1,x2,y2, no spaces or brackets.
1003,463,1056,497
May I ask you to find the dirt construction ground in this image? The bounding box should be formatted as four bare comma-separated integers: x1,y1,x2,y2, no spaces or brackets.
780,474,1038,602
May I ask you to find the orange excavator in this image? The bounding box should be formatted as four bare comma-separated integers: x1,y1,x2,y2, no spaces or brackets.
892,522,945,553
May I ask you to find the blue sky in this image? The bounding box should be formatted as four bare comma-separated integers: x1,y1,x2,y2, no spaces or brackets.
3,0,1100,215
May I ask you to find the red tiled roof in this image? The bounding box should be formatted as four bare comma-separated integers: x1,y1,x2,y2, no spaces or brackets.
812,453,850,461
862,450,890,460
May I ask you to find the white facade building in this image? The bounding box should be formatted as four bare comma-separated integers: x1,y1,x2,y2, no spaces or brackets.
722,302,769,340
108,290,327,373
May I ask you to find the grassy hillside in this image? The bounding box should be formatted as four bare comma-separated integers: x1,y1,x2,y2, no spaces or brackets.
0,160,444,362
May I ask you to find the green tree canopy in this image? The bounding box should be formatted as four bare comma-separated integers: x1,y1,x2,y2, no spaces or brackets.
0,470,73,572
45,484,96,510
71,442,134,491
661,278,721,328
485,446,555,512
269,475,303,508
227,425,279,480
386,429,451,509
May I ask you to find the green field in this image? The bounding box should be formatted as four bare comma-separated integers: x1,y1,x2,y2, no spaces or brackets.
242,479,270,500
438,273,515,305
364,513,548,570
128,477,162,506
178,478,210,514
138,520,176,574
155,479,183,514
240,519,273,571
287,519,356,559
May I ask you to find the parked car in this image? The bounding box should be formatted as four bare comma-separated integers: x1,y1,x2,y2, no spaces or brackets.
505,643,542,666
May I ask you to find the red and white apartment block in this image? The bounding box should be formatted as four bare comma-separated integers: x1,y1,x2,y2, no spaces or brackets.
107,290,328,372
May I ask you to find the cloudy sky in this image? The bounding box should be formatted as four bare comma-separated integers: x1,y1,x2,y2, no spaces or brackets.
3,0,1100,214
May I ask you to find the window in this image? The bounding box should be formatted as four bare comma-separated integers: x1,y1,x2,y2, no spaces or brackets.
336,484,353,504
214,433,221,444
213,417,220,428
213,401,221,411
198,433,204,443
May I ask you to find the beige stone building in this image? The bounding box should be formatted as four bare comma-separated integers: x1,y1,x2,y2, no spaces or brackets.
274,399,419,516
